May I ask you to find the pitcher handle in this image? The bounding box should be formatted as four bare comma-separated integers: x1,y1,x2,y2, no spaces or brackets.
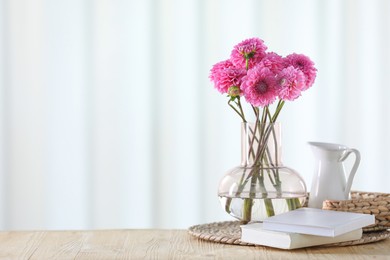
340,148,361,199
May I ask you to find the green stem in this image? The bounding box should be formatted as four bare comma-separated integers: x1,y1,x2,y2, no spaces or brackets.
236,97,246,123
242,164,263,223
286,198,302,211
257,172,275,217
247,107,260,161
270,124,282,196
225,198,232,213
242,198,252,224
264,198,275,217
228,99,246,122
272,100,285,122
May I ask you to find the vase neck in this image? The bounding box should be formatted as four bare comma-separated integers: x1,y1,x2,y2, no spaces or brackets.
240,122,283,167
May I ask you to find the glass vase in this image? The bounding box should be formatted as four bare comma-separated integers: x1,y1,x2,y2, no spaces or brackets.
218,122,307,223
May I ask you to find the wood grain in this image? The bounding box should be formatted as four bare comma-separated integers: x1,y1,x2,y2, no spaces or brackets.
0,229,388,259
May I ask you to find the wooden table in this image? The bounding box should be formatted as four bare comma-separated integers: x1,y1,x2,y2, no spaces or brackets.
0,229,389,259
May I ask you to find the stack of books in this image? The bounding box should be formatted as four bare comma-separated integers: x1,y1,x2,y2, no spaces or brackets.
240,208,375,249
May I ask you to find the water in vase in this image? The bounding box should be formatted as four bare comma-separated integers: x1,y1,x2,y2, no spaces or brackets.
218,192,306,222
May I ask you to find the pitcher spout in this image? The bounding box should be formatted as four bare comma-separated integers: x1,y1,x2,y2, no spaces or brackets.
308,141,348,161
308,141,349,151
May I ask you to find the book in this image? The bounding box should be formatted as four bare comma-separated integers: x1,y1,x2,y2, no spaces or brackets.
240,222,362,249
262,207,375,237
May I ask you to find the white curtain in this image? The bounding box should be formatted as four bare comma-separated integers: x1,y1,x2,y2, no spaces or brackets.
0,0,389,230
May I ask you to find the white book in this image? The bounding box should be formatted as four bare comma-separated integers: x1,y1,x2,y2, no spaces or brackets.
262,208,375,237
240,223,362,249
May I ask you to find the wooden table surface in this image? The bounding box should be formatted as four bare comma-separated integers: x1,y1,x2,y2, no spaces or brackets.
0,229,389,259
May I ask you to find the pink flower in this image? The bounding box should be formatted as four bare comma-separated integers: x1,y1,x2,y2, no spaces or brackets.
230,38,267,69
276,66,306,101
259,52,285,74
209,60,247,94
241,65,278,107
284,53,317,90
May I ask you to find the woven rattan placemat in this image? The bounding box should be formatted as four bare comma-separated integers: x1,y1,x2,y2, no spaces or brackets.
188,221,390,247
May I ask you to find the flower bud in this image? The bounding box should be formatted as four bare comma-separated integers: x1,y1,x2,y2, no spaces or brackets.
228,86,241,97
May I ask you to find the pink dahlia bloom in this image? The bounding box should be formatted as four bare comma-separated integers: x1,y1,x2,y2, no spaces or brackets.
241,65,278,107
284,53,317,90
209,60,247,94
259,52,285,74
276,66,306,101
230,38,267,69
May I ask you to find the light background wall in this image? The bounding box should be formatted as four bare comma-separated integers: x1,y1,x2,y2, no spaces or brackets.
0,0,389,230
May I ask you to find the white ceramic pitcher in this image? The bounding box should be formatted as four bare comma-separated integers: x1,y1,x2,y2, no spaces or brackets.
308,142,361,209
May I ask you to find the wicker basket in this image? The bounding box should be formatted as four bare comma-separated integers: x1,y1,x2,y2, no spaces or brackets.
320,191,390,231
